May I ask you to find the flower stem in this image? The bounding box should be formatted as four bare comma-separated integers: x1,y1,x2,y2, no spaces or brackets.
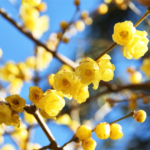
109,111,135,125
134,7,150,27
94,7,150,61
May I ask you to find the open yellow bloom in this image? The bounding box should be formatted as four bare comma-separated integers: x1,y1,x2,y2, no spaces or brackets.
141,57,150,77
71,79,89,104
12,123,28,141
40,109,56,119
97,54,115,81
75,57,100,90
28,86,43,107
53,70,77,95
21,0,41,6
0,103,12,125
112,21,136,46
39,90,65,117
5,94,26,113
20,4,39,21
123,30,149,59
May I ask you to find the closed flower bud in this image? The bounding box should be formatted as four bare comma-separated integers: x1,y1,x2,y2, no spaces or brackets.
76,125,92,141
74,0,80,6
82,138,97,150
75,57,100,90
130,71,142,84
60,21,69,30
5,94,26,113
94,122,110,139
110,123,123,140
133,110,146,123
75,20,85,32
112,21,136,46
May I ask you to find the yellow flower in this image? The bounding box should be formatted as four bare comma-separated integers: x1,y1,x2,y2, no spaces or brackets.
94,122,110,139
10,111,20,127
32,15,49,38
48,74,55,88
0,103,12,125
20,4,39,21
5,94,26,113
97,54,115,81
39,90,65,117
123,30,149,59
53,70,77,95
71,79,89,104
76,125,92,141
56,114,72,126
75,20,85,32
141,57,150,77
9,78,23,94
82,138,97,150
17,62,32,81
0,124,5,135
60,64,73,72
24,111,37,125
1,144,15,150
112,21,136,46
40,109,56,120
36,46,53,70
75,57,100,90
130,71,142,84
110,123,123,140
21,0,41,6
12,123,28,141
133,110,146,123
28,86,43,107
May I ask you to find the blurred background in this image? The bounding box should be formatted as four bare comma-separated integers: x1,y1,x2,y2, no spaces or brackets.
0,0,150,150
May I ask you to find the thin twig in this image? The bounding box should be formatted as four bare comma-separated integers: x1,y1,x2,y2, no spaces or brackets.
94,7,150,60
0,9,77,69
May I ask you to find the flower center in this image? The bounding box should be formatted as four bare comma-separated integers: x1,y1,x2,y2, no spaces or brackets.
34,91,39,99
85,70,92,76
62,79,69,86
120,31,129,39
12,99,19,105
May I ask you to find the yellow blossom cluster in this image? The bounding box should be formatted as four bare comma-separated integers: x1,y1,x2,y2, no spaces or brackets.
75,123,123,150
0,94,26,127
26,46,53,71
20,3,49,38
0,61,32,94
28,86,65,118
49,55,115,103
22,0,41,6
112,21,149,59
